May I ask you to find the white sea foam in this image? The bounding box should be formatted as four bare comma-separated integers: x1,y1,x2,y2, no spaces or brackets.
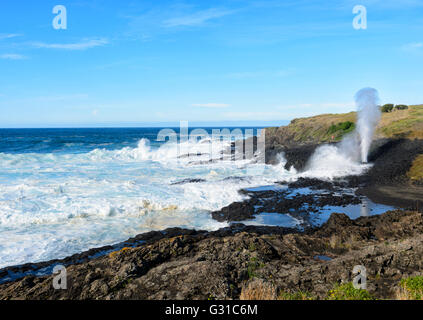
0,137,293,268
0,116,380,268
303,144,371,179
300,88,381,179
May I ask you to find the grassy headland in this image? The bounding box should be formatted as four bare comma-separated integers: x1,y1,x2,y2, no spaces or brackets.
265,104,423,146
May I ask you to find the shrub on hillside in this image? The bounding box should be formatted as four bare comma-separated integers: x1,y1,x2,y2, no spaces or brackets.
327,121,355,135
381,104,394,113
395,104,409,110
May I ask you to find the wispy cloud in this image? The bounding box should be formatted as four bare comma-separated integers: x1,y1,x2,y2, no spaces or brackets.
0,33,22,40
226,69,293,79
192,103,231,108
31,38,108,51
123,5,238,40
402,42,423,52
163,8,234,27
0,53,27,60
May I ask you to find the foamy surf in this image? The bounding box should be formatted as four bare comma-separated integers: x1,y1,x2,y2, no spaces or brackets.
0,119,378,269
0,131,288,268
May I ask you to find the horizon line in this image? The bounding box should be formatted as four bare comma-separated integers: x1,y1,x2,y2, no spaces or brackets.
0,120,290,129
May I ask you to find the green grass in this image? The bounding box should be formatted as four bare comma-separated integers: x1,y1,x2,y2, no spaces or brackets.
398,276,423,300
327,282,375,300
327,121,355,137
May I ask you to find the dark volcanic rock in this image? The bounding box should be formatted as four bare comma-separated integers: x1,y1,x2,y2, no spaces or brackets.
285,178,336,190
211,186,361,225
211,201,258,222
170,178,207,185
366,138,423,185
1,210,422,300
265,143,320,171
267,138,423,186
282,144,320,171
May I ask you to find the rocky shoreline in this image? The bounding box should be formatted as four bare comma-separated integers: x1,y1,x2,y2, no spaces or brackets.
0,209,422,300
1,137,423,300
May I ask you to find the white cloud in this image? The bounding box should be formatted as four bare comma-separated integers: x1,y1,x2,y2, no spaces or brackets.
32,38,108,51
192,103,231,108
0,33,22,40
163,8,234,27
0,53,27,60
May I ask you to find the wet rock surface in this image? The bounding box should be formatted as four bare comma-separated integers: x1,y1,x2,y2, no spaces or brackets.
211,187,361,226
267,138,423,209
0,210,422,300
170,178,207,185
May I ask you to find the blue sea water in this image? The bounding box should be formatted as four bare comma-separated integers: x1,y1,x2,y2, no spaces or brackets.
0,127,209,154
0,127,275,268
0,127,393,268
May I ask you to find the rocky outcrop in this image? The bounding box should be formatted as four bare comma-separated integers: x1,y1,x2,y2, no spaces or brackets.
1,210,422,300
264,137,423,209
211,186,361,224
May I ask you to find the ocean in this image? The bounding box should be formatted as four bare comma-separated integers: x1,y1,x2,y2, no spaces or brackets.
0,127,392,269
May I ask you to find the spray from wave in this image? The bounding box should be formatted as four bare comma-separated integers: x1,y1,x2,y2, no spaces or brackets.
304,88,381,177
355,88,381,163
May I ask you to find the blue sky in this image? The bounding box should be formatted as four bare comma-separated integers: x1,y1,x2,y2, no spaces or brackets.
0,0,423,127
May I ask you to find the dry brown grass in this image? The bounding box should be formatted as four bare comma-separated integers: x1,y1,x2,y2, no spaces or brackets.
329,234,339,249
377,108,411,130
408,154,423,182
396,287,413,300
240,279,277,300
396,276,423,300
396,286,423,300
376,105,423,139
